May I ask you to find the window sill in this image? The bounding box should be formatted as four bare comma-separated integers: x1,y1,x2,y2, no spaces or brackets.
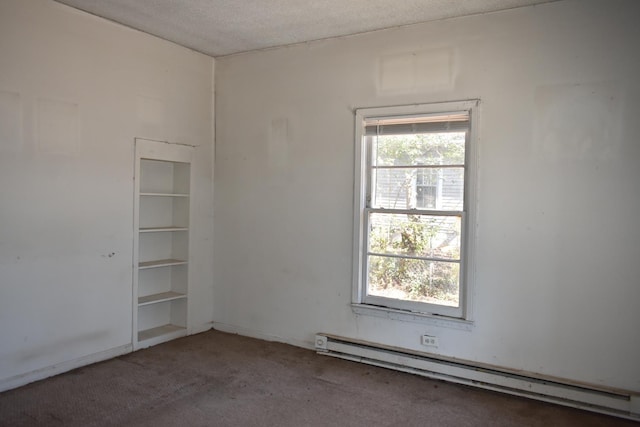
351,303,474,331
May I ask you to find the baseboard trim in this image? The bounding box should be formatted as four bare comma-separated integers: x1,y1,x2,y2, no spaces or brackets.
212,322,314,350
1,324,214,392
190,322,214,336
0,344,132,393
315,333,640,421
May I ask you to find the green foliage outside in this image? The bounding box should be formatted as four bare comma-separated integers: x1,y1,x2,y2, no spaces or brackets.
374,132,465,166
368,215,460,305
368,132,464,306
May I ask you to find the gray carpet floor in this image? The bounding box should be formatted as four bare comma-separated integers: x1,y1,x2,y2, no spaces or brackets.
0,329,635,426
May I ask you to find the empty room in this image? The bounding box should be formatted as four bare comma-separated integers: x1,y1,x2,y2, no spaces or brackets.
1,0,639,425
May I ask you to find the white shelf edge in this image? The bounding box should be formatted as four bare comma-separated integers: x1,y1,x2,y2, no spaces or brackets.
138,291,187,306
139,259,188,269
140,192,189,197
139,226,188,233
137,324,186,344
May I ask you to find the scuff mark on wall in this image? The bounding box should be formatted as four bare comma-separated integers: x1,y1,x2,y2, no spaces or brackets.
36,97,80,155
534,81,621,163
268,117,291,184
0,90,21,152
378,47,455,94
136,94,165,140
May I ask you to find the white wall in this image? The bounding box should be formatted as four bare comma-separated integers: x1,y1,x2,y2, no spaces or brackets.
0,0,214,388
214,0,640,391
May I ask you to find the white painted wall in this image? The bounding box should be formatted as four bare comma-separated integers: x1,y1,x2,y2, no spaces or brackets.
0,0,214,388
214,0,640,391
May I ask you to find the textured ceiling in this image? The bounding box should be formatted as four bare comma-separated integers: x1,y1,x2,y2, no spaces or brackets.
54,0,558,57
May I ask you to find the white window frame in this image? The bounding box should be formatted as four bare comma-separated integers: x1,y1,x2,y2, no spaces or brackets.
352,100,478,321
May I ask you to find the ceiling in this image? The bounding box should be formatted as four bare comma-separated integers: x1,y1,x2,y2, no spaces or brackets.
54,0,558,57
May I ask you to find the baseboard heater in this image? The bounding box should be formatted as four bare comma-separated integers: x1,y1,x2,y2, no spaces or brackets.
315,333,639,421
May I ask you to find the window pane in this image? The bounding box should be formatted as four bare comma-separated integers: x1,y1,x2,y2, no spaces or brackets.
368,213,461,260
368,255,459,307
372,167,464,210
416,169,438,208
374,132,465,166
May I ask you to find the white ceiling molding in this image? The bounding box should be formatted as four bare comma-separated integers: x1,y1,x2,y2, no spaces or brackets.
54,0,559,57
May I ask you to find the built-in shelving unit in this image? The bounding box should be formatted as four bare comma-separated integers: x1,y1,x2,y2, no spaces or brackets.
133,138,193,350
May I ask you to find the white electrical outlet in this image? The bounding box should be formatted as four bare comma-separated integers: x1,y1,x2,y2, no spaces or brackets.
421,335,439,347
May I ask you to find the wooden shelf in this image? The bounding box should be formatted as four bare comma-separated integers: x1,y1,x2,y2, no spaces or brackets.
140,192,189,197
139,226,188,233
138,324,186,342
139,259,188,269
138,291,187,306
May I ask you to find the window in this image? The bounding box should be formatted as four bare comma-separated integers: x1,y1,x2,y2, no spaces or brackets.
415,167,439,209
353,101,477,319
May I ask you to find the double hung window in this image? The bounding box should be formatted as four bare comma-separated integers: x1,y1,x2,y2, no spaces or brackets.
353,101,477,319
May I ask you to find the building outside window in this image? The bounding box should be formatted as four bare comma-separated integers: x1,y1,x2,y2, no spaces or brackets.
415,167,439,209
